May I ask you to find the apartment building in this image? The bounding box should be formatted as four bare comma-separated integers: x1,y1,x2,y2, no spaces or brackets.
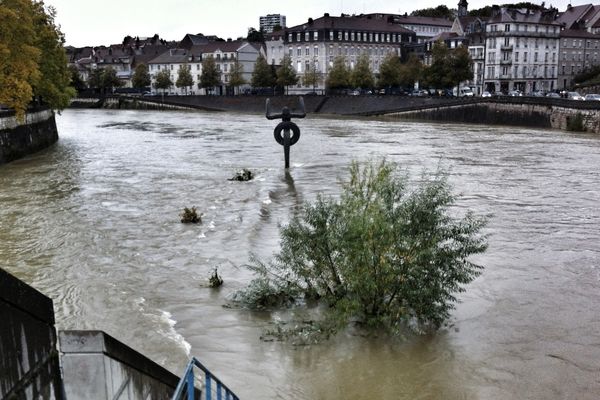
282,13,416,93
260,14,286,33
483,7,561,94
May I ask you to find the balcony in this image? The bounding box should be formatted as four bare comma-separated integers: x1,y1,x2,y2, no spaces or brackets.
500,59,513,65
500,74,512,79
501,45,513,51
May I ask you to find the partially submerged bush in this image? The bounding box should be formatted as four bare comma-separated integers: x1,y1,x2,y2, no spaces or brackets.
229,168,254,181
180,207,201,223
234,159,488,338
209,268,224,288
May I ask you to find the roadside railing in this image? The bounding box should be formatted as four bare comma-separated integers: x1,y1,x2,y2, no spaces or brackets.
172,357,239,400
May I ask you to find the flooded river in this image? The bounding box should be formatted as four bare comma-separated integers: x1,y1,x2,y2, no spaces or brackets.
1,109,599,399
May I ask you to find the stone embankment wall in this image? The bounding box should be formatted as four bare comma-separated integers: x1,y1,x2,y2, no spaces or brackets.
385,98,600,133
0,109,58,165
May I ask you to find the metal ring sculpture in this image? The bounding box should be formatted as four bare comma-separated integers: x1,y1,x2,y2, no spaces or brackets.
266,98,306,169
273,121,300,146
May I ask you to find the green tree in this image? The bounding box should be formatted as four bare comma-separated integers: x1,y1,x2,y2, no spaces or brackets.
101,66,122,92
228,59,246,95
423,41,452,89
326,56,351,90
30,2,75,109
351,53,374,89
247,27,265,43
87,68,103,90
235,160,487,338
448,45,473,89
154,68,172,94
251,54,275,88
303,59,321,91
176,64,194,94
399,54,423,87
378,53,402,88
276,55,298,94
132,63,151,89
200,56,220,94
68,65,86,91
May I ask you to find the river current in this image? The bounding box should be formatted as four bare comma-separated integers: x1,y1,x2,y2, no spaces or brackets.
1,109,599,399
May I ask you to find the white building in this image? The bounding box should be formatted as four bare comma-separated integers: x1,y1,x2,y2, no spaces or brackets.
260,14,286,33
148,49,202,95
483,7,561,94
283,13,416,94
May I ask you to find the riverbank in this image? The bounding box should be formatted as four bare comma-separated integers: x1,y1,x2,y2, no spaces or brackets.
69,94,600,133
0,109,58,165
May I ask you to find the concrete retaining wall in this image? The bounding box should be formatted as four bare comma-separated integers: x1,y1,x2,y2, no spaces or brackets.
0,109,58,165
0,268,64,400
59,331,180,400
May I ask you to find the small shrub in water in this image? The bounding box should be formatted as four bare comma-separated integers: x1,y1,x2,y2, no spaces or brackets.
209,268,224,288
229,168,254,181
180,207,201,223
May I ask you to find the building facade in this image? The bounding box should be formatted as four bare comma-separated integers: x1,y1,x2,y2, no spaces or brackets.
282,13,416,93
260,14,286,33
148,49,203,95
483,8,561,94
558,30,600,89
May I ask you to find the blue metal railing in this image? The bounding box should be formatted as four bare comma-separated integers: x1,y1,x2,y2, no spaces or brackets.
172,357,239,400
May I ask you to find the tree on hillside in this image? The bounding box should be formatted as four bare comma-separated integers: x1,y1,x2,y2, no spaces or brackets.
378,54,403,88
251,54,275,88
154,69,172,94
326,56,351,91
200,56,220,94
411,5,454,19
176,64,194,94
276,55,298,94
351,53,375,89
132,63,151,89
228,59,246,95
234,160,488,340
87,68,103,90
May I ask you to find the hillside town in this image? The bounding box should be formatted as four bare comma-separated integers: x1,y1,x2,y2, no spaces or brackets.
65,2,600,97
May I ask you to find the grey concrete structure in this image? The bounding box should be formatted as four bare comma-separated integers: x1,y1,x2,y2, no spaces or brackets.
0,268,64,399
0,109,58,165
259,14,286,33
60,331,180,400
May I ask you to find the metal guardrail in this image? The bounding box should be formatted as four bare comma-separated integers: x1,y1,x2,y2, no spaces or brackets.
172,357,239,400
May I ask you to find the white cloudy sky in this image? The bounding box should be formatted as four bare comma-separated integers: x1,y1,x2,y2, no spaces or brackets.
45,0,589,47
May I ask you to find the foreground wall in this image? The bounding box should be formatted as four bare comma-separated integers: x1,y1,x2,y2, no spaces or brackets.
59,331,180,400
0,268,64,400
0,109,58,165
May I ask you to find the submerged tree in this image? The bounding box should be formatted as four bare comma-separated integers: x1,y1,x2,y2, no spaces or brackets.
234,160,488,339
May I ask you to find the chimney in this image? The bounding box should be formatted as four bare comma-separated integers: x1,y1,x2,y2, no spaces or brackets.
324,12,329,17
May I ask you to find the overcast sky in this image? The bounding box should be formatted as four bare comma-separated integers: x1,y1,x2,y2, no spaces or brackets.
45,0,589,47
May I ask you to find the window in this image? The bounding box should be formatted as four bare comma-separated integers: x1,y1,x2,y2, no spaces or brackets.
297,47,301,56
314,46,319,56
330,31,334,40
351,32,355,41
297,61,302,72
524,52,528,62
306,47,310,55
288,33,292,42
305,32,310,41
314,31,318,40
534,52,538,62
338,31,342,40
515,52,519,61
344,31,349,40
505,24,510,32
289,47,293,57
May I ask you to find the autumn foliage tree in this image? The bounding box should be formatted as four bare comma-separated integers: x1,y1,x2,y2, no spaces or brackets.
0,0,74,118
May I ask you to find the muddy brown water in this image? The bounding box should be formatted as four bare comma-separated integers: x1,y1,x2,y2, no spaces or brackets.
1,109,599,399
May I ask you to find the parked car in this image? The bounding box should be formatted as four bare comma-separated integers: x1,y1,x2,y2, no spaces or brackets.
568,91,584,100
481,91,493,98
584,93,600,101
508,90,522,97
529,90,545,97
546,92,560,98
349,89,361,96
